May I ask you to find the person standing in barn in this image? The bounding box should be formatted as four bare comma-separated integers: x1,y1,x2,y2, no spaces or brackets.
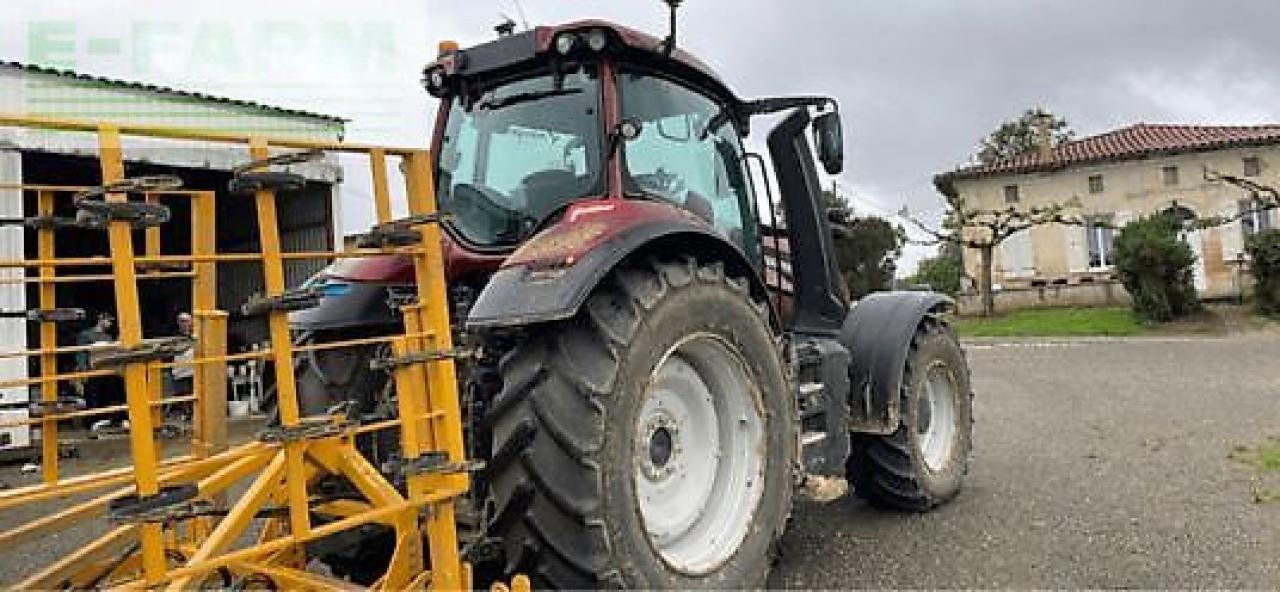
75,311,126,432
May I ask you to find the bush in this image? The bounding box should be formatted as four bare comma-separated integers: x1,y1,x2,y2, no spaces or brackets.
1111,213,1200,322
1245,229,1280,314
908,253,963,295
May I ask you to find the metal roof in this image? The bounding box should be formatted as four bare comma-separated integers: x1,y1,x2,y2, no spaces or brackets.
2,61,348,124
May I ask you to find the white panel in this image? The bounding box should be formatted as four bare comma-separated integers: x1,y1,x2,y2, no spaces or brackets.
0,149,24,406
0,409,30,450
1000,228,1034,277
1183,229,1207,291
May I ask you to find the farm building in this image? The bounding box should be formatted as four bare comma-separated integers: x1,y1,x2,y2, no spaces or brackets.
0,61,347,449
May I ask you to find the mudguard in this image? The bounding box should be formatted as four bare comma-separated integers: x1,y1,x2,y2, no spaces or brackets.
288,280,407,332
839,290,953,435
466,200,765,330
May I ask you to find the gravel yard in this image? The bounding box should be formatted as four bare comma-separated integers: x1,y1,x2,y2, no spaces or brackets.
770,334,1279,589
1,336,1276,588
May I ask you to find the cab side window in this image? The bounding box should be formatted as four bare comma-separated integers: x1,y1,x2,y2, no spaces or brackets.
620,71,756,252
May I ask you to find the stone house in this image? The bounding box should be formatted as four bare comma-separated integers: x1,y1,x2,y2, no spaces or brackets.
934,123,1280,301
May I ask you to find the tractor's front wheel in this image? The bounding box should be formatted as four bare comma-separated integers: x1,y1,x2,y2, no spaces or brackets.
847,318,972,510
484,258,795,589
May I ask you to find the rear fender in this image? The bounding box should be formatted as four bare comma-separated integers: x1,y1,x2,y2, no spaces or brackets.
466,200,767,329
288,280,407,332
839,291,954,434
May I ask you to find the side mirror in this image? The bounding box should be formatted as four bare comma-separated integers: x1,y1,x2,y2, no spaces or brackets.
813,111,844,175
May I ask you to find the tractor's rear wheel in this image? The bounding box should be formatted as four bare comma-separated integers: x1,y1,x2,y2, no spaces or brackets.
847,318,972,510
484,258,795,589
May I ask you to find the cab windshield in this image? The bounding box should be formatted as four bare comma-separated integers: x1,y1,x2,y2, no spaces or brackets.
436,67,603,248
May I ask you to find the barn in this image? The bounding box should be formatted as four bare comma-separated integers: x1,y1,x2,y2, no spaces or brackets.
0,61,347,449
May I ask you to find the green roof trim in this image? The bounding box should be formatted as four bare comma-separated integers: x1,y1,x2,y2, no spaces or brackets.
3,61,349,124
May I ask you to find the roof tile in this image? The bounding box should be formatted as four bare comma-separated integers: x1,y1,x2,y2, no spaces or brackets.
941,122,1280,182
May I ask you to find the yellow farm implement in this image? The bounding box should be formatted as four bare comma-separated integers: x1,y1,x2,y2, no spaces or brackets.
0,113,491,590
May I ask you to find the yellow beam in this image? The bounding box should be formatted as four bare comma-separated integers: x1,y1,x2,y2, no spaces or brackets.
14,525,137,590
97,124,167,584
370,148,393,224
169,451,287,591
0,111,420,155
402,151,467,590
247,136,311,541
36,189,58,484
230,562,360,591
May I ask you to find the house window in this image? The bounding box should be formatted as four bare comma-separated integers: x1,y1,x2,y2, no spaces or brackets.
1162,166,1179,186
1240,198,1273,236
1003,184,1019,204
1085,214,1115,268
1087,174,1104,193
1243,156,1261,177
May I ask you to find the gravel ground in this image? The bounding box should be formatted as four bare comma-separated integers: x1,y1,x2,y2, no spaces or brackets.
1,336,1276,588
769,334,1280,589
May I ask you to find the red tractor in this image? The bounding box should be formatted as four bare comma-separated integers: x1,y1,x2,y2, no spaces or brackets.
288,10,972,589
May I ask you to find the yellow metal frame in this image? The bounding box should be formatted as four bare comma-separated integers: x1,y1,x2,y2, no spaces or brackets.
0,113,475,590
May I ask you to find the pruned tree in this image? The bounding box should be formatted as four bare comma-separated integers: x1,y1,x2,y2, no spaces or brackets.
902,195,1082,316
976,108,1074,165
1199,168,1280,228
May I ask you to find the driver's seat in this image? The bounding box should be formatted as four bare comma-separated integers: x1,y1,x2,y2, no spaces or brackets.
521,170,581,221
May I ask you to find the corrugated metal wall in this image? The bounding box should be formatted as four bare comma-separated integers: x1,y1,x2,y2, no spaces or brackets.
219,184,334,346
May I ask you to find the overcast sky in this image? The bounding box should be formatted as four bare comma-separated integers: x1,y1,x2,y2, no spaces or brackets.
8,0,1280,272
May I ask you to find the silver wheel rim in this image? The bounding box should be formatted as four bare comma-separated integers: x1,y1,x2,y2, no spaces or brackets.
633,333,765,575
917,360,959,472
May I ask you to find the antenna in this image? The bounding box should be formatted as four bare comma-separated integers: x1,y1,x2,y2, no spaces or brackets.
495,15,517,37
658,0,682,56
510,0,530,30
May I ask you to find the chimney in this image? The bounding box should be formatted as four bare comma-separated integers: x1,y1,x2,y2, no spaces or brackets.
1032,111,1055,162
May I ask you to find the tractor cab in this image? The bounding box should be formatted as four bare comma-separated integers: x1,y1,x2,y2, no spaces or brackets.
424,21,849,335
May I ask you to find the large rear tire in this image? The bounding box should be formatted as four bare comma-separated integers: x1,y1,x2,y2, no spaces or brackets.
847,318,972,510
484,257,795,589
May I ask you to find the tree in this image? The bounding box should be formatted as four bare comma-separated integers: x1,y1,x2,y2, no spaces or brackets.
906,108,1080,315
1112,212,1200,321
823,190,906,299
903,195,1082,316
1244,230,1280,315
1203,169,1280,314
908,248,964,295
976,108,1074,165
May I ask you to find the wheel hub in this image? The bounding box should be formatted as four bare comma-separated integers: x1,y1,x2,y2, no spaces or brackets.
917,360,959,472
632,334,765,575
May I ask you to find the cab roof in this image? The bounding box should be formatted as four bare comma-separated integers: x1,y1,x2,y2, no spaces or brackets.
439,20,742,109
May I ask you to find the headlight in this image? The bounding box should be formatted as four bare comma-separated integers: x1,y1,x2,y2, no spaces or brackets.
554,32,577,55
422,67,446,96
585,28,608,52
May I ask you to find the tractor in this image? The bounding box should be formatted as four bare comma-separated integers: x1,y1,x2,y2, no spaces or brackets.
289,9,974,589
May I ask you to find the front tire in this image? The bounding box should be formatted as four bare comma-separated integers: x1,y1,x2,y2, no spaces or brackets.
485,258,795,589
847,318,972,510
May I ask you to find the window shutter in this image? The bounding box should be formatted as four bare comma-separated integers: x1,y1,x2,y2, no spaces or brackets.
1066,223,1089,272
1221,202,1244,260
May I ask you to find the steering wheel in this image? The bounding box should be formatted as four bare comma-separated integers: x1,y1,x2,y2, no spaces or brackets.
634,167,686,200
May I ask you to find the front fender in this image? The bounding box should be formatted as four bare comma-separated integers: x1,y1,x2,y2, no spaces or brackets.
466,200,763,329
840,290,953,434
